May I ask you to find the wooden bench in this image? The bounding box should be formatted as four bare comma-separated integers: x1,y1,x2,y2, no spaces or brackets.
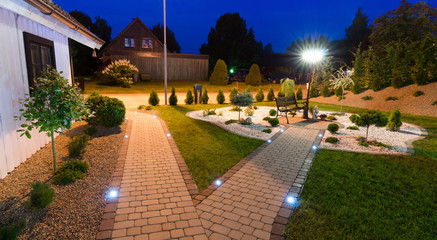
274,96,308,124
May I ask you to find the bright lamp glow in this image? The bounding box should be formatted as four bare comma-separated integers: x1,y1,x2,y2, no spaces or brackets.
215,179,222,186
312,145,318,150
267,139,272,143
107,189,119,199
302,49,324,64
166,133,171,137
286,196,296,204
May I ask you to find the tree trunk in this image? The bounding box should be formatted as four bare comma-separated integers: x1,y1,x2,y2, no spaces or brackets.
51,131,56,172
366,126,369,141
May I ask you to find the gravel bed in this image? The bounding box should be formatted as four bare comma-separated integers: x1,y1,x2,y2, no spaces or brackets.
186,106,283,140
319,111,427,154
0,121,126,240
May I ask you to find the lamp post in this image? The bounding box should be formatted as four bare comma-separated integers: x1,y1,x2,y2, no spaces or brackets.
302,49,324,119
163,0,168,105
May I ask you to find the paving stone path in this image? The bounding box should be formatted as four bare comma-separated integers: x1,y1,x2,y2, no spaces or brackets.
97,112,320,240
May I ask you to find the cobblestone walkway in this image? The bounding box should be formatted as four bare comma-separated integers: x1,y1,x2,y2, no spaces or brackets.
196,127,319,240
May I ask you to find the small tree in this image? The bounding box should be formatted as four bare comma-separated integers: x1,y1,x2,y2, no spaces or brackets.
216,89,225,104
296,86,303,100
185,89,194,104
15,68,89,172
279,78,295,97
200,89,209,104
267,87,275,101
209,59,228,85
349,110,388,141
309,84,319,98
149,89,160,106
387,109,402,131
330,68,354,113
102,59,138,88
245,64,262,86
230,91,254,121
169,87,177,106
322,81,330,97
229,88,238,101
255,86,264,102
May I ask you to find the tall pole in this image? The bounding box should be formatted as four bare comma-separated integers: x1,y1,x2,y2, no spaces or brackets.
163,0,168,105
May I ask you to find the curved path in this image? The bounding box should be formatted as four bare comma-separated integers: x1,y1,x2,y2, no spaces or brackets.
97,112,322,240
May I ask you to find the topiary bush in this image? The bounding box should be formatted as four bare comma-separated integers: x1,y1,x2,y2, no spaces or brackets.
269,109,277,116
268,118,279,127
68,135,90,157
229,88,238,102
185,89,194,105
255,86,264,102
413,90,424,97
245,64,262,86
325,137,339,143
230,90,254,120
102,59,138,88
327,123,339,133
200,89,209,104
149,89,160,106
349,110,388,141
169,87,178,106
296,86,303,100
387,109,402,131
30,182,55,209
267,87,275,101
0,220,26,240
97,97,126,127
216,89,225,104
209,59,228,85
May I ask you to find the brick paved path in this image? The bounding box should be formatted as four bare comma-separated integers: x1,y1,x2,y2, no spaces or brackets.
195,126,319,240
99,112,207,240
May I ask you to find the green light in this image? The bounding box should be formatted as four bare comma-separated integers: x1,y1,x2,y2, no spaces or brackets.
230,68,234,74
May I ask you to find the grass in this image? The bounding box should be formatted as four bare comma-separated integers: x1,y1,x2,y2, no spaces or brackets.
84,79,288,94
156,104,263,191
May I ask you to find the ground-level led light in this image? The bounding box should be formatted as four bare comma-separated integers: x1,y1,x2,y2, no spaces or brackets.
318,133,323,137
134,111,137,114
286,195,298,206
280,129,285,133
166,133,171,137
215,179,222,186
312,145,317,150
107,189,119,199
124,135,129,138
267,139,272,143
125,117,129,120
153,115,157,118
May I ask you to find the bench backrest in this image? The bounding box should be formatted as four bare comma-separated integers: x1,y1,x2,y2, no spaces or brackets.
275,96,297,107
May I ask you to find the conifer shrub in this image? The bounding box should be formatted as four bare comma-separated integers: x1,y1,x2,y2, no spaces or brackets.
245,64,262,86
169,87,178,106
322,82,330,97
327,116,337,120
268,118,279,127
58,160,90,173
263,117,271,121
200,89,209,104
277,91,285,97
30,182,55,209
347,126,359,130
387,109,402,131
229,88,238,101
255,87,264,102
262,128,272,133
148,89,160,106
185,89,194,104
413,90,424,97
296,86,303,100
361,96,373,101
216,89,225,104
269,109,277,116
97,98,126,127
350,110,388,141
385,96,398,101
433,101,437,106
325,137,339,143
267,87,275,101
52,170,83,185
209,59,228,85
68,135,91,157
327,123,339,133
0,221,26,240
309,84,319,97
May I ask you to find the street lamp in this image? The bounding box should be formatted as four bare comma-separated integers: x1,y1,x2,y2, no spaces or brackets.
301,49,324,119
163,0,168,105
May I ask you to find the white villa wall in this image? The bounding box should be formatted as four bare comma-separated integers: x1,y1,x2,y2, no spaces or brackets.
0,6,73,179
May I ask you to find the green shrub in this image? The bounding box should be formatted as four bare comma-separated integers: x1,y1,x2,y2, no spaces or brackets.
216,89,225,104
85,125,97,136
262,128,272,133
268,118,279,127
229,88,238,101
58,160,89,173
86,91,106,113
68,135,90,157
101,59,138,88
277,91,285,97
245,86,251,93
230,106,241,111
350,110,388,141
325,137,339,143
335,87,343,99
255,87,264,102
209,59,228,85
433,101,437,106
30,182,54,209
322,82,330,97
97,98,125,127
185,89,194,105
0,220,26,240
385,96,398,101
137,105,146,110
169,87,177,106
327,123,339,133
200,89,209,104
358,141,369,147
413,90,424,97
279,78,295,97
387,109,402,131
269,109,277,116
309,105,315,114
296,86,303,100
240,119,252,125
245,64,262,86
203,109,216,116
225,119,238,125
52,169,83,185
267,87,275,101
347,126,359,130
146,106,152,110
149,89,160,106
244,107,254,116
263,117,271,121
327,116,337,120
361,96,373,101
309,84,319,97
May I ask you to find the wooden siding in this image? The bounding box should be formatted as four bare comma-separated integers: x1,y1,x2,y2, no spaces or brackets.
110,54,209,82
0,6,71,179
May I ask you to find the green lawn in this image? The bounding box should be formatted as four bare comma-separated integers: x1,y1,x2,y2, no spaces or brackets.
156,104,263,191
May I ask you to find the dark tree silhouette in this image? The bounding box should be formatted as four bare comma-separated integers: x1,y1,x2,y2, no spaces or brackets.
151,23,181,53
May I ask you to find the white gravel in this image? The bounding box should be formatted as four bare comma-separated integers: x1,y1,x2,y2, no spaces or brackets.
187,106,283,140
319,111,427,154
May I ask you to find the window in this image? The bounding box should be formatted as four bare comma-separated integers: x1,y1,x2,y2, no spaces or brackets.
23,32,56,91
124,38,134,48
142,39,153,49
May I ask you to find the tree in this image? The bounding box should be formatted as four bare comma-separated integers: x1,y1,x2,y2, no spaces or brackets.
149,89,160,106
267,87,275,101
255,86,264,102
344,7,371,64
296,86,303,100
262,43,274,56
185,89,194,104
199,13,263,70
245,64,262,86
230,91,254,121
279,78,295,97
216,89,225,104
200,89,209,104
15,68,89,172
169,87,177,106
151,23,181,53
387,109,402,131
352,44,365,94
209,59,228,85
349,110,388,141
229,88,238,101
330,68,354,113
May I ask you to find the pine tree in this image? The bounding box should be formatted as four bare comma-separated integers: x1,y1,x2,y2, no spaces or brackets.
200,89,209,104
387,109,402,131
216,89,225,104
148,89,160,106
169,87,178,106
267,87,275,101
209,59,228,85
245,64,262,86
255,86,264,102
296,86,303,100
229,88,238,101
185,89,194,104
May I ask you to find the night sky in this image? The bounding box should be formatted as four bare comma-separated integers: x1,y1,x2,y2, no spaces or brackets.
55,0,430,54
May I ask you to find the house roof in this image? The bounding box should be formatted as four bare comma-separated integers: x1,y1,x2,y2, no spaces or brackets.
100,17,164,54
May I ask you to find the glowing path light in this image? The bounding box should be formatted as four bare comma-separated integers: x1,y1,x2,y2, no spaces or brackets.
166,133,171,137
267,139,272,143
312,145,318,150
107,189,119,199
286,195,299,207
215,179,222,186
124,135,129,139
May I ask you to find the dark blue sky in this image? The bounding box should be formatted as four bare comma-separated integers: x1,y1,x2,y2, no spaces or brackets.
55,0,430,54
